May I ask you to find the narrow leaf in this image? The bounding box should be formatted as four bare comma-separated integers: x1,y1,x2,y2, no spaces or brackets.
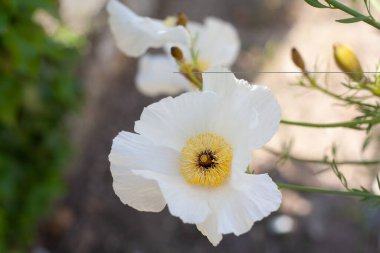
361,134,372,152
304,0,329,8
336,16,368,24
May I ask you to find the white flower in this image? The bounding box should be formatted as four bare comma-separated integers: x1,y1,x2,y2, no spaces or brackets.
107,0,190,57
109,70,282,246
137,17,241,96
107,0,240,96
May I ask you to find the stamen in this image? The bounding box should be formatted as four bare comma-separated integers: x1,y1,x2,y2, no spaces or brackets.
180,133,232,187
171,47,184,62
198,150,215,168
176,12,188,27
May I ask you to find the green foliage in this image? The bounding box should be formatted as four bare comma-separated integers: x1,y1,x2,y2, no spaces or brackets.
0,0,82,252
331,161,380,206
304,0,380,29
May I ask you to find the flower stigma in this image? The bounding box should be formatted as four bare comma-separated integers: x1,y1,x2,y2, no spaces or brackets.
180,133,233,187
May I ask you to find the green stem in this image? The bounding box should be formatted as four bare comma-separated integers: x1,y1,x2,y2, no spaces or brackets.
278,182,380,198
305,74,375,109
264,147,380,166
325,0,380,30
186,70,203,90
281,115,380,128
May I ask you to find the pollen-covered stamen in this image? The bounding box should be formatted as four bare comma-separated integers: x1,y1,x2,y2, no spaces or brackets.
181,133,232,187
198,150,216,169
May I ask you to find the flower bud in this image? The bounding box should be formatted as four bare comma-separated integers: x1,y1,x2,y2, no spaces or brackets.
333,43,363,82
176,12,188,27
291,47,306,73
171,46,184,62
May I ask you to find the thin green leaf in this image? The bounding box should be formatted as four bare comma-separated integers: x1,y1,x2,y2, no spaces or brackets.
361,134,372,152
336,16,369,23
331,160,348,189
331,143,337,157
364,0,373,18
304,0,329,8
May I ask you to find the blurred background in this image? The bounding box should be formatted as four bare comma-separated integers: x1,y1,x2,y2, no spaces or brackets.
1,0,380,252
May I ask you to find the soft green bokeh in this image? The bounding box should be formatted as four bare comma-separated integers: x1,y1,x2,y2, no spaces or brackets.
0,0,82,252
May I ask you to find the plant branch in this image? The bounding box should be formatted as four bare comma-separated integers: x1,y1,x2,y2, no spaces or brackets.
281,115,380,128
278,182,380,199
264,147,380,166
325,0,380,30
304,74,376,109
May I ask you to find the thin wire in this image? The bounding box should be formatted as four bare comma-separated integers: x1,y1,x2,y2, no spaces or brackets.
173,71,380,74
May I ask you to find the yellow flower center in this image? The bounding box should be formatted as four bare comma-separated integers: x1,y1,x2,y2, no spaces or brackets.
180,133,233,187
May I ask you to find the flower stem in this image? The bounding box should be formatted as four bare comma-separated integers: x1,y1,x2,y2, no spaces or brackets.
278,182,380,199
186,70,203,90
325,0,380,30
305,74,375,109
280,115,380,128
264,147,380,166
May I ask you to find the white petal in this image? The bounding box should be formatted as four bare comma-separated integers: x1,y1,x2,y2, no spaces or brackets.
107,0,190,57
133,170,212,224
231,173,282,225
109,131,181,176
136,54,192,96
202,66,237,96
109,131,182,212
196,17,240,67
111,166,166,212
233,80,281,148
196,215,222,246
201,67,257,171
211,185,255,235
162,20,202,58
203,68,281,149
201,173,281,237
134,91,221,151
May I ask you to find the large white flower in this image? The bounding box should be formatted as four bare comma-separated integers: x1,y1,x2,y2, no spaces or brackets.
107,0,240,96
109,70,282,246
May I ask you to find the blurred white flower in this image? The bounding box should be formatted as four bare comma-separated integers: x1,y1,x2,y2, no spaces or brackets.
137,18,240,96
109,70,281,246
107,0,190,57
107,0,240,96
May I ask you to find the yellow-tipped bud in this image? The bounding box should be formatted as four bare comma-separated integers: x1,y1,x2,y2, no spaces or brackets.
176,12,188,27
291,47,306,73
171,46,184,62
333,43,363,82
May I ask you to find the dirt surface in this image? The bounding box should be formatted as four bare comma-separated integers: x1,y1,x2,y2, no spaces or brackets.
37,1,380,252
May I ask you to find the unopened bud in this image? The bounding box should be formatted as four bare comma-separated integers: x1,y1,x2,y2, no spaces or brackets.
171,46,184,62
333,43,363,82
176,12,188,27
291,47,306,73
